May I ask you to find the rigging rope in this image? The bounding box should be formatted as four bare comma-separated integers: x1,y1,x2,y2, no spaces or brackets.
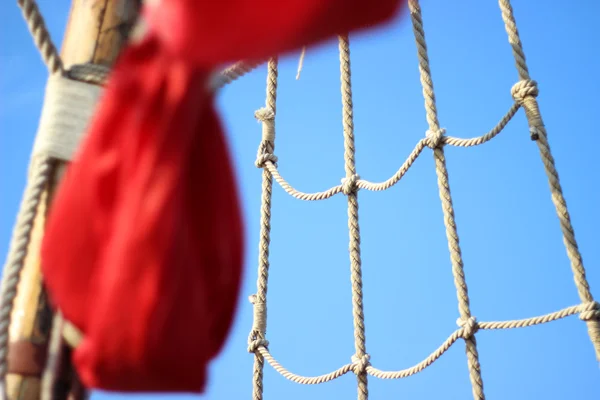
17,0,63,74
248,56,279,400
409,0,486,397
338,34,369,400
0,1,266,397
0,156,54,390
498,0,600,360
246,1,600,399
1,0,598,399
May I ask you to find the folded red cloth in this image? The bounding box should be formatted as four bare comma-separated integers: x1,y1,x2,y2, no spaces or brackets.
41,0,403,393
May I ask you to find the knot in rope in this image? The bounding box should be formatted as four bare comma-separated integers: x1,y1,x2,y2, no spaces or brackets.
247,338,269,353
351,354,371,375
457,316,479,339
249,294,267,334
579,301,600,321
425,128,446,149
341,174,360,195
510,79,542,141
255,153,278,168
510,79,539,104
255,107,276,142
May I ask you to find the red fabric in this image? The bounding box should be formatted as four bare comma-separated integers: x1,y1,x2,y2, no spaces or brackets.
144,0,403,66
41,0,404,394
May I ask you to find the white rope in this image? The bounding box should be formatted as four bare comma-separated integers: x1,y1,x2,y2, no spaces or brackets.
32,75,103,161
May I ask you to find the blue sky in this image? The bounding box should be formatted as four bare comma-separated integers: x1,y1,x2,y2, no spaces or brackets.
1,1,599,399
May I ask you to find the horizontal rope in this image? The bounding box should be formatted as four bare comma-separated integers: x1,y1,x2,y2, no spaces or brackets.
258,102,521,200
249,302,592,384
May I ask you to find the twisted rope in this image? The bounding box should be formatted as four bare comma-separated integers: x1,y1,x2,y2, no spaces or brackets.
9,0,597,398
0,156,54,389
214,60,266,90
339,34,369,400
247,302,594,385
408,2,485,398
249,57,279,400
259,102,520,201
17,0,63,74
499,0,600,362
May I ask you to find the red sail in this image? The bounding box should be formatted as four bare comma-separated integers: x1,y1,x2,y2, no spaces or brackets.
41,0,404,393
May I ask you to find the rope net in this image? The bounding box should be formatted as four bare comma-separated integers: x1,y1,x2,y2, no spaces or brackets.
246,1,600,400
0,0,598,400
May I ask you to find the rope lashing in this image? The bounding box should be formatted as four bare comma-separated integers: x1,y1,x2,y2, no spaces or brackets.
255,107,276,142
247,295,268,357
33,68,105,162
7,0,598,396
1,4,104,393
0,63,104,389
254,107,278,168
511,79,542,141
249,294,267,336
67,63,111,86
247,293,268,353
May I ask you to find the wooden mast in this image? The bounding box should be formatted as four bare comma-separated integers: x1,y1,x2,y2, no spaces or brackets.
6,1,141,399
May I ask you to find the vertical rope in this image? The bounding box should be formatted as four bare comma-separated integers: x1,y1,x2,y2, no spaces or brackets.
408,1,486,399
250,57,279,400
499,0,600,362
497,0,530,82
0,156,54,390
338,35,369,400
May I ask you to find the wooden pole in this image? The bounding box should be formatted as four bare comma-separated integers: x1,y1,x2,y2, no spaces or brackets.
6,1,141,399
